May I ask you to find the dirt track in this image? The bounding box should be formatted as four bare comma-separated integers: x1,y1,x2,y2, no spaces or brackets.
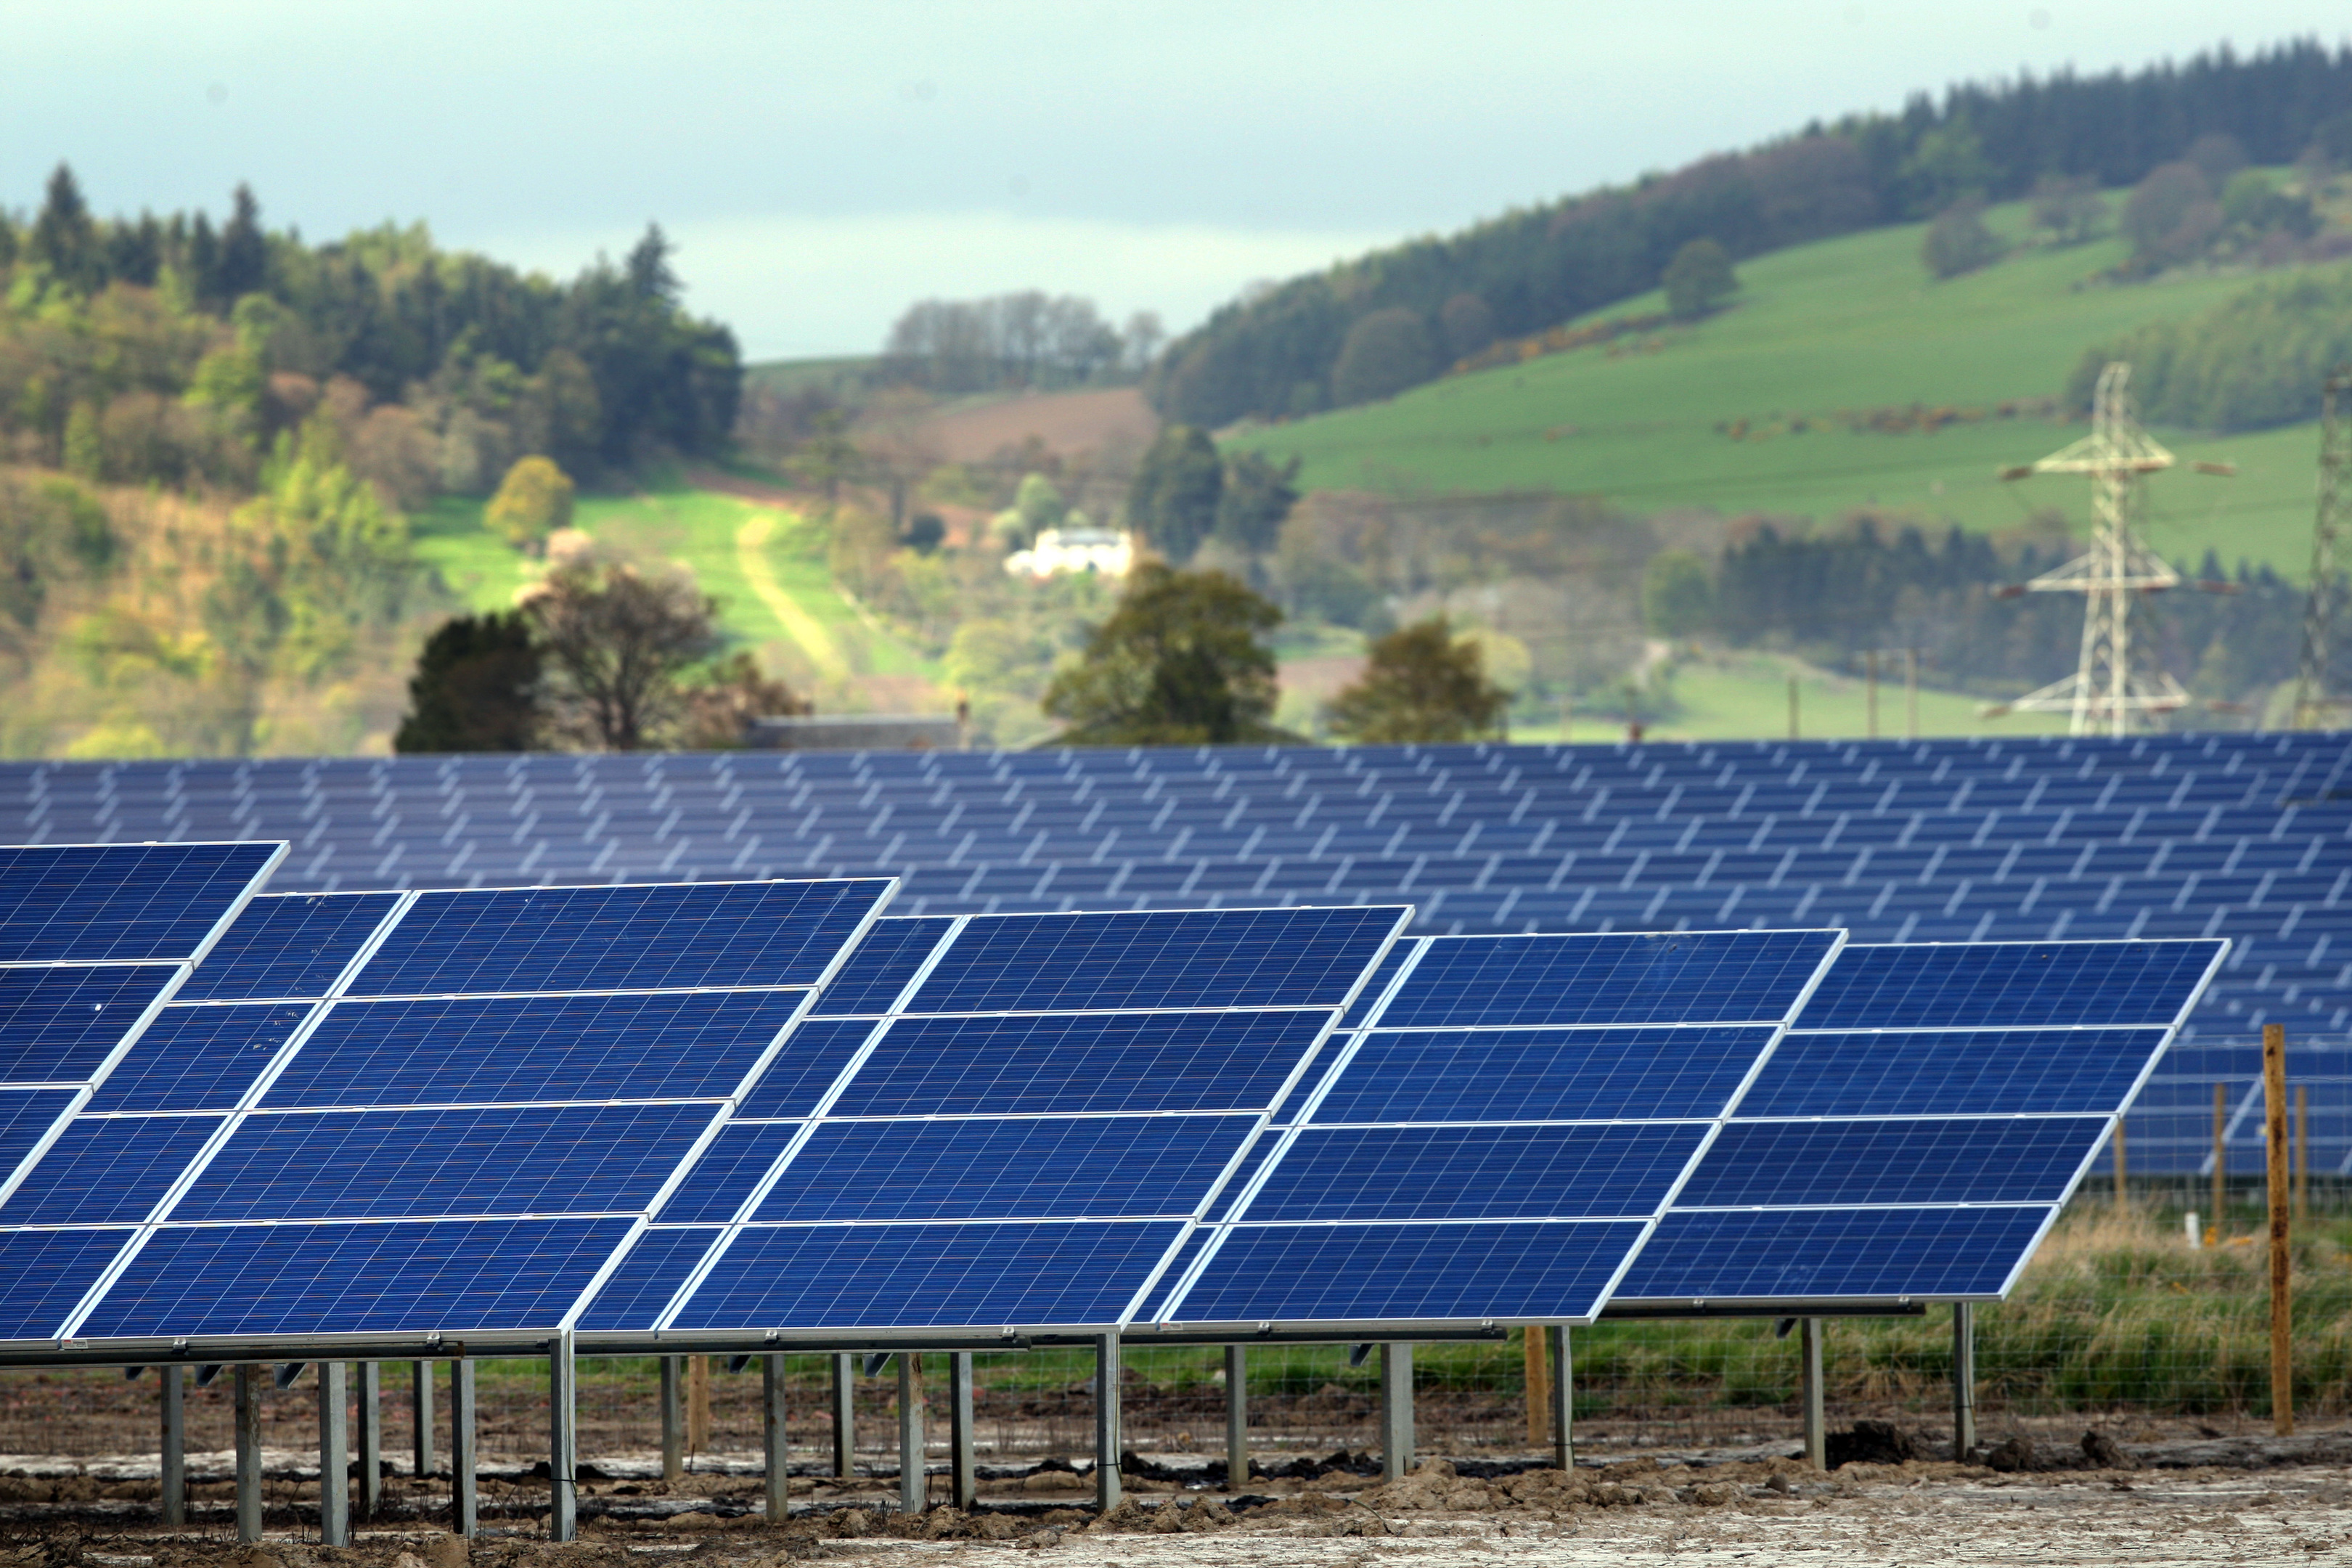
7,1442,2351,1567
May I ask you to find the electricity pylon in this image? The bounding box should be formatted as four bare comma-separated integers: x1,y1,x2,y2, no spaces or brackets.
1989,362,2223,738
2290,370,2352,730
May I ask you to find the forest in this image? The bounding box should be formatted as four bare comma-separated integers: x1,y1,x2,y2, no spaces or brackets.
0,166,743,758
1148,39,2352,428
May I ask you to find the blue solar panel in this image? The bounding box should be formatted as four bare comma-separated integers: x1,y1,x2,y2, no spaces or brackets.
1741,1028,2170,1116
1242,1125,1705,1220
1677,1118,2110,1206
756,1116,1257,1222
85,1005,323,1112
261,992,807,1106
1614,937,2225,1307
732,1018,883,1119
82,1218,637,1336
1615,1208,2051,1301
0,843,282,963
1150,929,1842,1326
907,908,1405,1013
346,880,891,996
0,966,187,1084
809,915,955,1014
1376,931,1840,1028
0,1228,142,1340
176,892,401,1000
574,1225,723,1330
665,1221,1183,1331
1172,1222,1646,1324
589,905,1402,1333
176,1104,720,1220
0,1116,223,1224
1797,941,2224,1029
1338,943,1413,1029
1311,1026,1779,1123
831,1010,1331,1116
0,873,897,1346
656,1124,800,1224
0,1089,78,1175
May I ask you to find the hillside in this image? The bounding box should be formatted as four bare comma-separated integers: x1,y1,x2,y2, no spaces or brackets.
1232,198,2335,579
1151,39,2352,426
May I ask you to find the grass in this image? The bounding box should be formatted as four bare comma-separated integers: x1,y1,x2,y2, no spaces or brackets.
409,474,943,690
1233,195,2331,579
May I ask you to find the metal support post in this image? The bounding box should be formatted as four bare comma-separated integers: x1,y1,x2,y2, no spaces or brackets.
412,1360,436,1479
451,1360,478,1538
1951,1304,1976,1458
549,1330,578,1541
1548,1326,1574,1471
1094,1333,1121,1512
1379,1342,1413,1482
356,1362,382,1522
160,1363,186,1527
831,1352,856,1478
319,1360,351,1546
235,1365,263,1543
763,1354,789,1522
1800,1318,1826,1471
688,1353,711,1457
949,1351,977,1510
661,1355,684,1481
1223,1344,1247,1489
898,1352,926,1514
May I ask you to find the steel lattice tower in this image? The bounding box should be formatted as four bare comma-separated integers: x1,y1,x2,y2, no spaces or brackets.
1998,363,2190,738
2291,372,2351,730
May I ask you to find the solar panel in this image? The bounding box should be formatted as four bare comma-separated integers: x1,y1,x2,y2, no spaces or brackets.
1614,938,2227,1307
0,875,893,1347
1146,930,1845,1328
579,905,1410,1336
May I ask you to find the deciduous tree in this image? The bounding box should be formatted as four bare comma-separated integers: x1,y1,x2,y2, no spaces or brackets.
1042,563,1291,746
1662,240,1738,319
486,455,576,553
1125,426,1222,563
1323,617,1511,744
525,560,719,750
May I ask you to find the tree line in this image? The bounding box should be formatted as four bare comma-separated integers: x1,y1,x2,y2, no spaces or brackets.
1146,38,2352,426
1649,517,2305,703
881,291,1162,394
0,165,742,494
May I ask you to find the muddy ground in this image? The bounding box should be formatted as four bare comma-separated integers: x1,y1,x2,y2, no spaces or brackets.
3,1429,2349,1566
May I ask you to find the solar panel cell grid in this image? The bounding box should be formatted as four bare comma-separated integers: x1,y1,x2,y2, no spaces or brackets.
0,843,281,963
0,965,185,1083
85,1005,314,1111
175,892,401,1000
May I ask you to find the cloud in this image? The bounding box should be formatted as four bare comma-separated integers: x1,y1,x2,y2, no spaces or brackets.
486,211,1389,362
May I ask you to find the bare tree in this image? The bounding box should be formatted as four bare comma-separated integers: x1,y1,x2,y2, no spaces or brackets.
526,561,719,750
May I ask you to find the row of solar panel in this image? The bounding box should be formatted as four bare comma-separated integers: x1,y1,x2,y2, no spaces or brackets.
0,843,2221,1347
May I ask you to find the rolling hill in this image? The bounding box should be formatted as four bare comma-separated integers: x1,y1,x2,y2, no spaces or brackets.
1229,197,2335,580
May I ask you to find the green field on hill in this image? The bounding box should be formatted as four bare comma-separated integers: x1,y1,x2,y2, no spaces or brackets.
1233,197,2329,579
411,475,942,694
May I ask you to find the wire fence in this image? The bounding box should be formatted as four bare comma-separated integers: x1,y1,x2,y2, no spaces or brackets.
3,1190,2344,1478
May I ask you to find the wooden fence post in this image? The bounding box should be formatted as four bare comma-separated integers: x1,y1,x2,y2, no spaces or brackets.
2265,1025,2293,1437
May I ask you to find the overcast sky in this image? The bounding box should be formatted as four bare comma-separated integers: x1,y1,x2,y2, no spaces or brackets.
7,3,2348,359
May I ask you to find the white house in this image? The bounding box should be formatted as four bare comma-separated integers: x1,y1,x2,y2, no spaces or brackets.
1005,526,1134,579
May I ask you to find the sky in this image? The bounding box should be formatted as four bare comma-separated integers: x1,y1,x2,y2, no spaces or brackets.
6,2,2350,361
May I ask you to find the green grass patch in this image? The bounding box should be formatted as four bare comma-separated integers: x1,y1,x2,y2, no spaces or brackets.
1236,195,2329,578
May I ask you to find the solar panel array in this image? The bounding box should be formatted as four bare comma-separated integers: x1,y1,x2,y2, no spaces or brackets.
1143,931,1842,1328
0,876,893,1344
578,907,1408,1334
7,730,2340,1176
1615,939,2224,1306
0,837,2239,1345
